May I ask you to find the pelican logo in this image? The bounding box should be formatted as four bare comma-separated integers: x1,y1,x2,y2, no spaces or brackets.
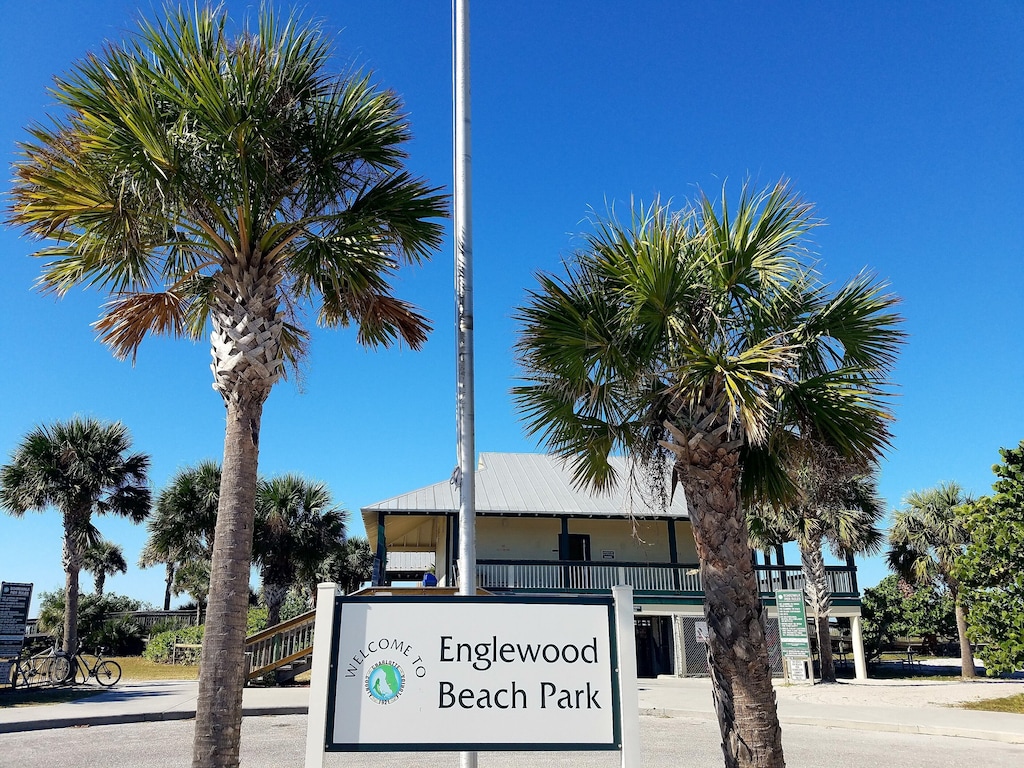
365,660,405,704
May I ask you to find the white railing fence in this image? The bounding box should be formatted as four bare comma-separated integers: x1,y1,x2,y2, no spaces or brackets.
472,561,856,596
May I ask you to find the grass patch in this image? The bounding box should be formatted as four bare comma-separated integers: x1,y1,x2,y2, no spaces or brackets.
112,656,199,681
961,694,1024,714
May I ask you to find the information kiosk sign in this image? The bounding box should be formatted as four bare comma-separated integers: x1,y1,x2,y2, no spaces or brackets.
0,582,33,659
775,589,811,660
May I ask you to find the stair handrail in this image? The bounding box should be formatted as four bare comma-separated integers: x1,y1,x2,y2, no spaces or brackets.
244,609,317,681
245,610,316,645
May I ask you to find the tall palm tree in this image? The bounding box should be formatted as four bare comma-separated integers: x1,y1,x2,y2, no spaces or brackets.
514,182,902,768
0,418,150,654
888,482,976,678
139,462,221,610
83,539,129,596
7,8,445,765
749,446,885,682
253,474,346,626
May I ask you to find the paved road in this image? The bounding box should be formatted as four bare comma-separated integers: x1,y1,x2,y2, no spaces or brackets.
2,714,1023,768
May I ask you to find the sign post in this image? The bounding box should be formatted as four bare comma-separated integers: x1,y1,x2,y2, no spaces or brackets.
305,589,639,766
775,589,814,684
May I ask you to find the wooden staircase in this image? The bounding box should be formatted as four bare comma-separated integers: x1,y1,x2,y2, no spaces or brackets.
244,610,316,685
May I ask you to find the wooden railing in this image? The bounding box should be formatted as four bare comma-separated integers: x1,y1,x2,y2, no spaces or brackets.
472,560,858,597
244,610,316,680
107,610,200,630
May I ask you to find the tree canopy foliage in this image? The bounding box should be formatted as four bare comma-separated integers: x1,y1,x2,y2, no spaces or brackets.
956,440,1024,675
861,575,955,659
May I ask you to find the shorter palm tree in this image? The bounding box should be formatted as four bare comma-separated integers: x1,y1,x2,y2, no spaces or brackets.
254,475,347,626
0,418,150,653
888,482,976,678
139,462,220,610
312,536,374,597
83,539,128,596
750,447,884,682
174,560,212,625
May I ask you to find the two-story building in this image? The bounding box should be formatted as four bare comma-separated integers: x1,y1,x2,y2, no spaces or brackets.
361,452,868,679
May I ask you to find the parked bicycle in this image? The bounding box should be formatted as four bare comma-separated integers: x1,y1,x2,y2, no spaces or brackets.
53,640,121,687
8,643,71,688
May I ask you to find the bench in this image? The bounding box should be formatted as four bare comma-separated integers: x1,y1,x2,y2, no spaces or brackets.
881,637,924,666
171,643,202,665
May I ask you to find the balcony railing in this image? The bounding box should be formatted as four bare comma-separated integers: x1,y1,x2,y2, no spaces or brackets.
471,560,857,597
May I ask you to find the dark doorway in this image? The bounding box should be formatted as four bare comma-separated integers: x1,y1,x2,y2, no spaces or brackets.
565,533,590,561
635,616,674,678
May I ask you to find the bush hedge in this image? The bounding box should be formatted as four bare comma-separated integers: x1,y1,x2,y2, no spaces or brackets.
145,607,270,664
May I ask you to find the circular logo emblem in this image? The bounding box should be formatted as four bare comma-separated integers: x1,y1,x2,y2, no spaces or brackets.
365,661,404,704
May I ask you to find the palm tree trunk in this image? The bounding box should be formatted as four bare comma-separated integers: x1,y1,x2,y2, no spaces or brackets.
95,571,106,597
799,536,836,683
192,399,263,768
191,254,282,768
951,584,976,679
264,581,288,627
164,562,175,612
680,442,785,768
61,516,82,655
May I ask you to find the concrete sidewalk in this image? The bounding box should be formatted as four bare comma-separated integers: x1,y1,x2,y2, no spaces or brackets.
639,676,1024,745
2,676,1023,744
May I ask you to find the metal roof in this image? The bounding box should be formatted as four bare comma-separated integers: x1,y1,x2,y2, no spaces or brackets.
361,452,688,520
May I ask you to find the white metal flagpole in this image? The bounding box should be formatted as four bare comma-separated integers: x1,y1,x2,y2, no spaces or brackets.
453,0,477,765
453,0,476,601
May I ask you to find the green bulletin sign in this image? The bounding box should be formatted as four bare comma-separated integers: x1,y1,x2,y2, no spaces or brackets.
775,590,811,659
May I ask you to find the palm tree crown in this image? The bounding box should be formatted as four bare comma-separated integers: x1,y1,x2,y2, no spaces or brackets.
253,474,346,626
140,461,221,611
515,181,903,768
9,6,446,374
83,539,129,596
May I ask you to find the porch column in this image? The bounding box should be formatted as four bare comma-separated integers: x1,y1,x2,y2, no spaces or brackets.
558,516,569,559
851,613,868,681
559,516,569,590
372,511,387,587
667,520,680,591
672,614,686,676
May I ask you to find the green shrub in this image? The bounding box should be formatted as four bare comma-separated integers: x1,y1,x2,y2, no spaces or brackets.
279,591,311,623
96,616,145,656
145,625,204,664
145,607,270,664
36,590,147,655
247,606,268,635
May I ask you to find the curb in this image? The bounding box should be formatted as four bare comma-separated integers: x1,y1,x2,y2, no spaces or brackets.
0,705,309,735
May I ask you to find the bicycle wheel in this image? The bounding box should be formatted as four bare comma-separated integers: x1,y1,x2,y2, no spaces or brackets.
94,660,121,686
48,655,72,685
23,657,48,686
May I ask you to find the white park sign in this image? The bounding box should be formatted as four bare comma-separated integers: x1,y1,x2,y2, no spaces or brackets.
304,587,640,765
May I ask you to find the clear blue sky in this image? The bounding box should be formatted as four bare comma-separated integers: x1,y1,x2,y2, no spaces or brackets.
1,1,1021,615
